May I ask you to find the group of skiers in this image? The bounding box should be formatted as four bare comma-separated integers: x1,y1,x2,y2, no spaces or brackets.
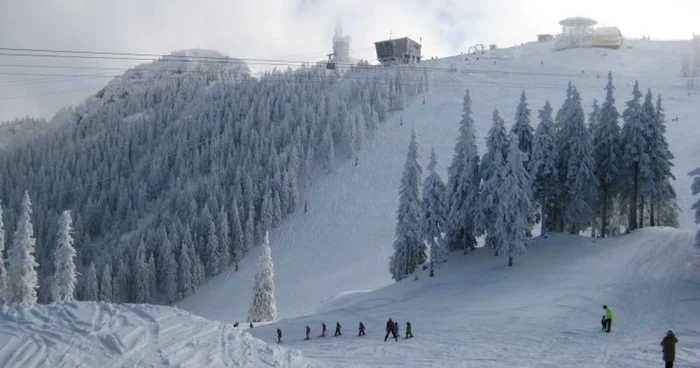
273,319,413,344
599,305,679,367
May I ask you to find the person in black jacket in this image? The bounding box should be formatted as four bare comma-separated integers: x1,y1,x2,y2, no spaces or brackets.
334,322,342,336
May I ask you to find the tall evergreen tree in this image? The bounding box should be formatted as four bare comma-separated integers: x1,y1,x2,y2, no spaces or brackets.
422,148,448,269
591,72,621,237
99,262,113,302
50,210,78,302
511,90,534,170
479,110,509,254
532,101,557,233
620,81,648,230
7,191,39,305
556,87,598,233
248,231,277,322
203,205,220,276
82,262,98,301
390,129,426,281
217,207,231,271
134,239,151,303
496,134,534,267
644,92,676,227
178,234,194,298
445,89,481,253
230,198,244,262
0,202,7,304
157,229,178,303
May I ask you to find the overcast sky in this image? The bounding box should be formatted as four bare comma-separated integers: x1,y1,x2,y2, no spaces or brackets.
0,0,698,122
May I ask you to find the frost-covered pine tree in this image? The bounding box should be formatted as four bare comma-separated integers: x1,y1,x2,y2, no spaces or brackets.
230,198,244,262
50,210,77,302
556,87,598,233
134,239,151,303
422,148,448,267
532,101,557,233
99,262,113,302
496,134,534,267
690,167,700,248
642,92,676,227
82,262,98,301
653,95,679,227
7,191,39,305
217,207,231,271
479,110,509,254
591,72,621,237
445,89,481,253
260,190,273,235
390,129,426,281
248,231,277,322
178,235,194,298
511,90,534,170
157,229,178,303
620,81,648,230
202,205,220,276
0,202,7,305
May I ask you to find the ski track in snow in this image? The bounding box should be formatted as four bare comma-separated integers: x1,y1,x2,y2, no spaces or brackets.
0,302,326,367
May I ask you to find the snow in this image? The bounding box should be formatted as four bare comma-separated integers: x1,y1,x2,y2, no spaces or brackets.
248,228,700,367
179,39,700,324
0,302,325,367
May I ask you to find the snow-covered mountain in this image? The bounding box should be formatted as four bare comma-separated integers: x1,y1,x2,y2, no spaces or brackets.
180,39,700,323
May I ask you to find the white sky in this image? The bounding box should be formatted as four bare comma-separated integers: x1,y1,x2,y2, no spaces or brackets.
0,0,698,122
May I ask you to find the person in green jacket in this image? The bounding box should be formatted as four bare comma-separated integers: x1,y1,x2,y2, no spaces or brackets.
603,305,613,333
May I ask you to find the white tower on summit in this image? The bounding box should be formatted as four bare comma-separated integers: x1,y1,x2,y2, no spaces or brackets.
332,20,351,64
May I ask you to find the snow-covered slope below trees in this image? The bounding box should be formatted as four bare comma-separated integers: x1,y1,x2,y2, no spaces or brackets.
248,228,700,367
180,39,700,322
0,302,327,367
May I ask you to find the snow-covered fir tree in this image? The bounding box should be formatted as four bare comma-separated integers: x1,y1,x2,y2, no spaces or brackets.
178,234,194,298
217,207,231,273
691,167,700,248
99,262,113,302
157,228,178,303
479,110,509,254
591,72,621,237
653,95,679,227
248,231,277,322
230,198,244,262
7,191,39,305
532,101,557,233
641,91,677,227
556,87,598,233
620,81,649,230
445,89,481,253
203,205,221,276
422,148,448,268
114,259,130,302
50,210,78,302
511,90,534,170
496,134,534,267
82,262,98,301
134,239,151,303
390,129,426,281
0,202,7,304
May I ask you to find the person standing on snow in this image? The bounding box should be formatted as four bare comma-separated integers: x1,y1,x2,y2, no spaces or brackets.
384,318,397,341
603,305,613,333
305,326,311,340
321,322,327,337
276,328,282,343
394,320,399,337
358,322,366,336
660,330,678,368
405,322,413,339
334,322,342,336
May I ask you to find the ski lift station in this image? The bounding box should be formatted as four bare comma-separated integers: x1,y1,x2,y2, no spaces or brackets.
554,17,623,50
374,37,422,66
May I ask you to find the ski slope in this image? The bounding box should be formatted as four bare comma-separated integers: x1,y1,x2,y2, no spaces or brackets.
179,39,700,323
248,228,700,367
0,302,326,367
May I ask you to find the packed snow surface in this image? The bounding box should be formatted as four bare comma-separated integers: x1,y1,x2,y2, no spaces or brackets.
248,228,700,367
180,39,700,323
0,302,325,367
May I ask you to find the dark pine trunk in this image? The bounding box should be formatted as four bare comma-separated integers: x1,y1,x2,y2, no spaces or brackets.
508,256,513,267
629,162,639,231
639,196,645,228
650,198,656,227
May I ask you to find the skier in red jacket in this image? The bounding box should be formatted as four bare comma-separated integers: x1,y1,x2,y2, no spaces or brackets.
384,318,397,341
358,322,366,336
305,326,311,340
